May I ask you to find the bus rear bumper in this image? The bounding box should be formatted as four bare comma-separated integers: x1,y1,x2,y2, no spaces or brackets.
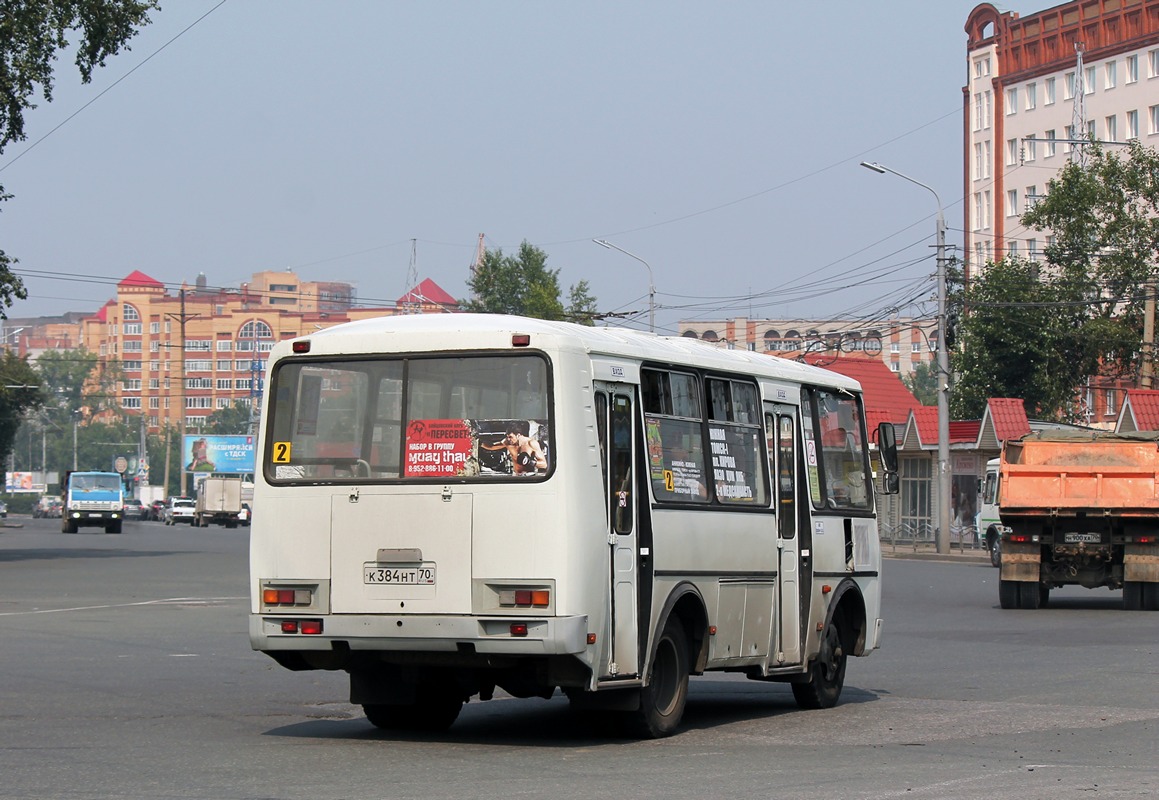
249,613,590,657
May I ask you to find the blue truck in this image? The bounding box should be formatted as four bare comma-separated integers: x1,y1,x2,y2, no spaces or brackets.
61,471,126,534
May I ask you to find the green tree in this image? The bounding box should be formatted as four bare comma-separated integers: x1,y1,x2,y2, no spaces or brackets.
0,1,158,316
0,350,44,464
902,361,938,406
463,241,597,322
1020,140,1159,373
951,257,1105,421
204,400,254,435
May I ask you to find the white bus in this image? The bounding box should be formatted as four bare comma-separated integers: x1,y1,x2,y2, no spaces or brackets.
249,314,898,737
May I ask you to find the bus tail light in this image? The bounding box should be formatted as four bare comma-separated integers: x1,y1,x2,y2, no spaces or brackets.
279,619,323,635
499,589,550,608
263,586,313,606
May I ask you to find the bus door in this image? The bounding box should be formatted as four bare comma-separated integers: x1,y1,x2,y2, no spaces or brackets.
767,404,808,665
597,386,640,678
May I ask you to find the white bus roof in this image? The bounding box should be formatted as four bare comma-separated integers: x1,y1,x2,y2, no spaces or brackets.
277,313,863,393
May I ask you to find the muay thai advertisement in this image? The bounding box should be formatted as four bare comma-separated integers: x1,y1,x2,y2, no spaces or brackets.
404,419,549,478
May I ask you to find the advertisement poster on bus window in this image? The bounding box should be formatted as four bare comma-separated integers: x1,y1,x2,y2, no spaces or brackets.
183,435,256,474
404,419,549,478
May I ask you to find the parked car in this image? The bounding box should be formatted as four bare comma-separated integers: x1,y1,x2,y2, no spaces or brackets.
122,498,145,520
148,499,166,521
163,497,195,525
238,503,252,526
33,496,63,518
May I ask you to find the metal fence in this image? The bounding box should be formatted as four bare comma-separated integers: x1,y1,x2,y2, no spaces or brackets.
879,519,982,551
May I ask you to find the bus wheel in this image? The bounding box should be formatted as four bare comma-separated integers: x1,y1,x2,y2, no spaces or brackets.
627,618,690,738
1124,581,1145,611
792,618,846,710
1018,582,1042,609
998,579,1020,609
363,688,462,733
988,534,1001,568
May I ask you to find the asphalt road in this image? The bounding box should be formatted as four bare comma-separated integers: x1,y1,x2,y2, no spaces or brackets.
1,515,1157,800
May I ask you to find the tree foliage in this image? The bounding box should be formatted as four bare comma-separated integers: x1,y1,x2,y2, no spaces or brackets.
902,361,938,406
204,400,254,435
463,241,598,324
951,257,1105,422
0,1,158,316
0,350,44,463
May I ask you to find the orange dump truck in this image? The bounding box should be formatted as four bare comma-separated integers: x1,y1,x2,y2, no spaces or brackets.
998,430,1159,610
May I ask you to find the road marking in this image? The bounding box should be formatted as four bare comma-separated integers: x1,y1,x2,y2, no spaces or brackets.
0,596,246,616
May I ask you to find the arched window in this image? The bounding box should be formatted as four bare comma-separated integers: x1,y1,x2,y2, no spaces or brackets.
681,330,699,338
123,304,140,321
701,330,719,342
239,320,273,339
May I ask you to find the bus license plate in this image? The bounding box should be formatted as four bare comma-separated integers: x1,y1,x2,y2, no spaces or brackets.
1064,532,1099,543
364,564,436,585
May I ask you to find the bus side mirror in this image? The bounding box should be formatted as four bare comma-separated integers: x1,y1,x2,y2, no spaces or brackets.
877,422,899,495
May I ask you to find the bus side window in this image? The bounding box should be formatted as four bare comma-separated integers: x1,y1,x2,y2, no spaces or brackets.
611,395,633,534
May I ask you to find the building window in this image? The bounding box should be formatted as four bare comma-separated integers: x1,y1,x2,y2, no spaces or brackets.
1128,109,1139,140
216,378,232,390
149,397,159,409
123,323,141,335
1006,138,1018,166
185,359,212,372
1006,189,1018,217
1044,77,1055,105
1025,82,1036,110
239,320,273,340
184,339,211,352
122,397,141,409
973,143,983,178
1085,66,1095,94
235,378,252,390
983,91,991,127
149,321,160,334
1007,240,1019,256
1065,124,1076,153
1025,134,1036,162
1028,238,1039,260
123,379,141,391
973,93,982,131
234,360,252,371
1127,54,1139,84
1150,105,1159,135
186,377,212,389
912,341,921,353
123,304,139,322
1106,389,1116,416
216,340,232,351
1005,87,1018,114
1026,185,1038,211
973,193,983,231
1065,71,1076,99
1151,49,1159,78
900,457,931,533
1106,115,1118,142
123,340,142,352
216,397,232,409
1105,61,1117,90
186,396,212,409
983,191,991,228
122,360,141,371
890,361,900,372
150,341,159,352
1045,129,1056,158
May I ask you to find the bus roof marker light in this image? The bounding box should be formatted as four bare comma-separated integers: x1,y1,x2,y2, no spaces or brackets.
511,334,531,347
292,340,311,353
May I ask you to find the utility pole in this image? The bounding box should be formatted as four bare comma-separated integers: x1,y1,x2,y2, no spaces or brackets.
1143,281,1156,390
164,288,196,497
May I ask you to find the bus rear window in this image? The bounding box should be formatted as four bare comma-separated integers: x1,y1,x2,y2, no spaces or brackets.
266,354,551,482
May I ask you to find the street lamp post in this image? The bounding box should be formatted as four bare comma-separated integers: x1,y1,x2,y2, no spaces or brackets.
861,161,952,555
592,239,656,333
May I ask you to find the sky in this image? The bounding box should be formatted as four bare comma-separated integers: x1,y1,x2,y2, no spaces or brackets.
0,0,1028,337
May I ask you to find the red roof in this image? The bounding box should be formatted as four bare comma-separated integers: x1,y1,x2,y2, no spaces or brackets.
398,278,458,308
118,270,164,289
1121,390,1159,431
801,354,922,433
985,397,1031,441
908,406,982,446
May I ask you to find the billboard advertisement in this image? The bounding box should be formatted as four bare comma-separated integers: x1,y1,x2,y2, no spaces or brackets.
183,435,256,474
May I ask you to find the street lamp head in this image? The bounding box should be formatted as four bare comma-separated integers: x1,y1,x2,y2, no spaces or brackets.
859,161,886,174
592,239,612,249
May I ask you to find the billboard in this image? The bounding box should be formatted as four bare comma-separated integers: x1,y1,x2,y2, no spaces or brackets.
183,435,256,474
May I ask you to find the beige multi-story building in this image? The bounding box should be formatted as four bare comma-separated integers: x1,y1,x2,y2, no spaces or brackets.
964,0,1159,278
677,317,937,376
11,270,458,435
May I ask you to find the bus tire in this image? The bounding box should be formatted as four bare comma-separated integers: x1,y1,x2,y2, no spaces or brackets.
792,617,847,710
1018,581,1042,609
998,579,1020,609
1124,581,1145,611
626,617,690,738
362,684,463,733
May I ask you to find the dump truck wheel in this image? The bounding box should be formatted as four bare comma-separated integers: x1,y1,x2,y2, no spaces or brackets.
1018,582,1042,609
1124,581,1145,611
998,579,1020,609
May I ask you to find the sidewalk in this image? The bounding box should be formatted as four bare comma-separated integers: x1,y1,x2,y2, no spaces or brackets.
882,539,990,563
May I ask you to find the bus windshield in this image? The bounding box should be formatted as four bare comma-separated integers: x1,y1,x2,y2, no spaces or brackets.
265,354,551,482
